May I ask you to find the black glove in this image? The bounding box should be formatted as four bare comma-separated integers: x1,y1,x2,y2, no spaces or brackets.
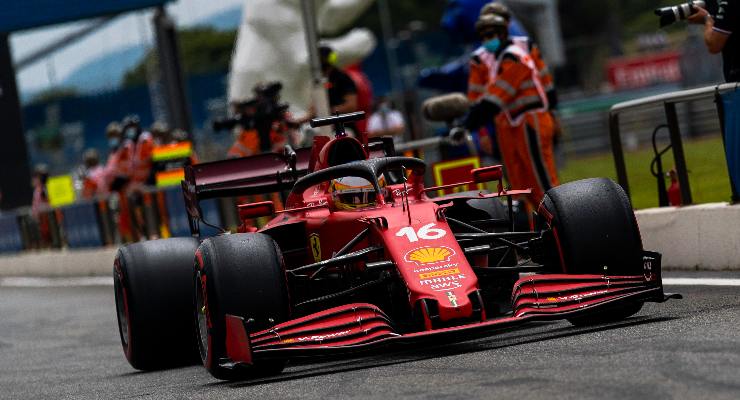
464,99,501,131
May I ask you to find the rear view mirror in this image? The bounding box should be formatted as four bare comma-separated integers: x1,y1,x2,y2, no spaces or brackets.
238,201,275,220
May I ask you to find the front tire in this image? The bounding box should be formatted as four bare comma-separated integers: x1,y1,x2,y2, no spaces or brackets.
113,237,200,370
194,233,289,380
539,178,644,325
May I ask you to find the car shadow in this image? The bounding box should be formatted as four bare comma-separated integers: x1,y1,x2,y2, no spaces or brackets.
206,314,679,388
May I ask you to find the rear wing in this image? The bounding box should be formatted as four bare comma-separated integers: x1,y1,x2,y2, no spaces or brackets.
181,147,311,236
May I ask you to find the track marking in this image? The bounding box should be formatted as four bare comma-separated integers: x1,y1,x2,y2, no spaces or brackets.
662,278,740,286
0,277,113,287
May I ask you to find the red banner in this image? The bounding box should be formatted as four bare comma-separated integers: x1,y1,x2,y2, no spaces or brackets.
607,51,682,90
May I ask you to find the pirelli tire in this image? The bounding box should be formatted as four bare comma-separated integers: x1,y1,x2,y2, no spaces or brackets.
113,237,201,371
194,233,290,381
539,178,644,326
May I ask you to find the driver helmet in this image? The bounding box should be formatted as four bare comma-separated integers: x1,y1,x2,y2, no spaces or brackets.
330,176,385,210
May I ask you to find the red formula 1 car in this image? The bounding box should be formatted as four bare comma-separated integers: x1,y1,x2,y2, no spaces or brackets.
113,111,679,380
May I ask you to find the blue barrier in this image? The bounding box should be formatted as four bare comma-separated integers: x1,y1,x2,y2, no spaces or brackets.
164,187,222,238
0,213,24,253
720,88,740,201
61,201,104,248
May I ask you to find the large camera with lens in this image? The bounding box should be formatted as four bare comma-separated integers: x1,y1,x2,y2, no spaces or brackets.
655,1,706,27
212,81,290,133
212,99,258,132
212,81,295,152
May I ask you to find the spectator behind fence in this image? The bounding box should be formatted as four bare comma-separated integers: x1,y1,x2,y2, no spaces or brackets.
104,122,132,193
367,96,406,142
103,121,135,242
125,116,156,188
30,164,51,247
150,121,171,146
80,149,106,199
689,1,740,82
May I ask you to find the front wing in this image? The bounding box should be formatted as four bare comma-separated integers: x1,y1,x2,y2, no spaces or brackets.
222,254,680,369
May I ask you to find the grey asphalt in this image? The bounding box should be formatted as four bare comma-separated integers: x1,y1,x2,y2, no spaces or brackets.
1,272,739,400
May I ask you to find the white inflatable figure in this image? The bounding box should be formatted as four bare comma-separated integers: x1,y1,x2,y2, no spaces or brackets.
228,0,376,117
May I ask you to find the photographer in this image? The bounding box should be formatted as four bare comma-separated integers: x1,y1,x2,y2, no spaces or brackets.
688,1,740,82
221,82,297,158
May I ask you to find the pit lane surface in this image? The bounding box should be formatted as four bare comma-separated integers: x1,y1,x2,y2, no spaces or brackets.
1,272,738,400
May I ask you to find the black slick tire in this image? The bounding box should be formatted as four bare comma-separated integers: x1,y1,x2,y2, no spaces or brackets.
194,233,289,381
113,237,201,370
539,178,644,326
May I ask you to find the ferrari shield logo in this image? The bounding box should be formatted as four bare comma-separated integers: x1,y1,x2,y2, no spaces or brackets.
309,233,321,262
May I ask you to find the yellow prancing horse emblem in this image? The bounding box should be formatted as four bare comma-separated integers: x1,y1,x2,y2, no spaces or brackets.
309,233,321,262
446,291,458,307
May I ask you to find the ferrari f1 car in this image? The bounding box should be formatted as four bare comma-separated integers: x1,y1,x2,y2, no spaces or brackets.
113,111,679,380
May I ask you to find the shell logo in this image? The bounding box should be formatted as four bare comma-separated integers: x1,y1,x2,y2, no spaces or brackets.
405,246,455,265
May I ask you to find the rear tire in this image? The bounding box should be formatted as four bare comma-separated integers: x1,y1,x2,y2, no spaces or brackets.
539,178,644,326
194,233,289,380
113,237,200,370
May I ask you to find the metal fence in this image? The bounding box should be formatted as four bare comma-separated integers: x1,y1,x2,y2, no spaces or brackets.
560,87,723,156
608,82,740,204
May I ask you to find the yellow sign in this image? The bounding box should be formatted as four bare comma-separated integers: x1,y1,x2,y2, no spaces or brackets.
46,175,76,208
431,156,484,197
309,233,321,262
419,268,461,280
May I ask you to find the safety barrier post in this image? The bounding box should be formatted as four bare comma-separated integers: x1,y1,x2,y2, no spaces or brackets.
95,198,115,246
609,112,630,197
141,190,160,239
47,209,63,249
664,102,693,205
154,190,171,239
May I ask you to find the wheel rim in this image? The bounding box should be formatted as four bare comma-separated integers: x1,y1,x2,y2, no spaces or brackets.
195,271,209,362
113,271,129,348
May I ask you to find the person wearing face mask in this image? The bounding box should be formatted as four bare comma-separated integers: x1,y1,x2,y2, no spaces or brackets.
469,5,559,159
476,2,556,102
464,14,559,209
122,115,156,188
103,121,136,242
30,164,51,247
468,12,507,159
367,96,406,142
103,122,132,192
79,149,106,199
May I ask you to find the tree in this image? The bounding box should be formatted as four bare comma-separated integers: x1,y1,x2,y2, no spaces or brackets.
28,87,79,105
123,27,237,88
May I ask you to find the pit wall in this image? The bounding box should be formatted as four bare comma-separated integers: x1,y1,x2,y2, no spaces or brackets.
1,202,738,277
636,202,740,270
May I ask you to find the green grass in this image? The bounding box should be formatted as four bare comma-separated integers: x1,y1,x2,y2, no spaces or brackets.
558,136,733,209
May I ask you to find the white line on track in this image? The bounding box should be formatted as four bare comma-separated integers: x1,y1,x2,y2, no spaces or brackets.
0,277,114,287
662,278,740,286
